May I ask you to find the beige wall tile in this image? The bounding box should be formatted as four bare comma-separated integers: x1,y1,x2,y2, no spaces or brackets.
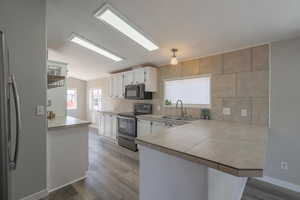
198,55,223,75
252,98,269,126
212,74,236,97
159,64,181,80
163,107,177,116
224,48,251,73
180,59,200,76
152,99,162,114
253,45,269,71
153,80,164,99
237,71,269,97
222,98,252,123
210,98,223,120
187,108,201,118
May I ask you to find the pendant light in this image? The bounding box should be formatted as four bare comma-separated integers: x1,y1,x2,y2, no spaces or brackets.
170,48,178,65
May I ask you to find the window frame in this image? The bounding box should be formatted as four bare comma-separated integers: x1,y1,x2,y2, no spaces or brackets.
163,74,212,108
67,88,78,110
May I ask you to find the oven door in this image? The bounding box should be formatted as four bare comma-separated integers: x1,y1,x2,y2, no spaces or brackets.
117,116,136,138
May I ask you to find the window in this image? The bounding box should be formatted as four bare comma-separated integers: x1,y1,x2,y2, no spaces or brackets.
89,89,102,111
164,75,211,107
67,89,77,110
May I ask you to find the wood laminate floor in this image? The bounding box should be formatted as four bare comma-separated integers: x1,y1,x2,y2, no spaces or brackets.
46,129,300,200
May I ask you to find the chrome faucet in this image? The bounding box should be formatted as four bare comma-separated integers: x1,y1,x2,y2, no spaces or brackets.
176,99,185,118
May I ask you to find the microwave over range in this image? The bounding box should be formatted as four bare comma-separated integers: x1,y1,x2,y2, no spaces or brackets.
125,84,152,100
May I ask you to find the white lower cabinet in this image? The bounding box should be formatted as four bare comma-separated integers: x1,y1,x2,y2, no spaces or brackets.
137,120,168,138
104,114,112,137
98,113,105,136
111,115,117,139
137,119,152,137
98,113,117,141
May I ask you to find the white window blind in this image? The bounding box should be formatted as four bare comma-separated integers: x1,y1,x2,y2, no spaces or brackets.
164,76,210,106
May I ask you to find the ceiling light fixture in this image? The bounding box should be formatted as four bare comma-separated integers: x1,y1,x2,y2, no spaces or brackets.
94,4,159,51
170,48,178,65
69,34,123,62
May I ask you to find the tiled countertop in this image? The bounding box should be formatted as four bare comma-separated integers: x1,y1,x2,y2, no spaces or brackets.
48,116,91,129
136,120,268,177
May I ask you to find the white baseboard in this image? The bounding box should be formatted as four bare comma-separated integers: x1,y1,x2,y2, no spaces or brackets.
256,176,300,193
47,175,87,193
20,189,48,200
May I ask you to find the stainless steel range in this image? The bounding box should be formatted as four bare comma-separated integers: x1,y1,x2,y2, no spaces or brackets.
117,103,152,151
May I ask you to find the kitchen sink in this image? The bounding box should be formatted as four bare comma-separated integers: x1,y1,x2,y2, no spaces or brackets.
161,115,199,122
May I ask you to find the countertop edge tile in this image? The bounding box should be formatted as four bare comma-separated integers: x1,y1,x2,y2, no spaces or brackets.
136,120,267,177
48,116,91,129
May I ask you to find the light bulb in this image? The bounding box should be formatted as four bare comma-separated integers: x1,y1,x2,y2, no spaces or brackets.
170,57,178,65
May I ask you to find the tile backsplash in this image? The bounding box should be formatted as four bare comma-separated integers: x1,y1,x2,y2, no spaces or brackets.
155,44,269,125
88,44,269,126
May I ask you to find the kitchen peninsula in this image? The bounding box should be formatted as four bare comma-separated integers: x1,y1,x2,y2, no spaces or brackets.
136,120,268,200
47,116,91,191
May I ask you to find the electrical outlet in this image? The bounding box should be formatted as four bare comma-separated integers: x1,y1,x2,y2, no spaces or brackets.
241,109,248,117
36,105,45,116
281,162,288,170
223,108,231,115
157,105,161,111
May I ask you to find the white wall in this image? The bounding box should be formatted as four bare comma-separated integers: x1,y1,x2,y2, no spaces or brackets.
47,86,66,117
0,0,47,199
266,36,300,186
47,126,89,191
67,77,87,120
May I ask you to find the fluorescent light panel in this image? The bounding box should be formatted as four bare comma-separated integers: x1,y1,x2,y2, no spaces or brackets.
70,35,122,62
95,5,159,51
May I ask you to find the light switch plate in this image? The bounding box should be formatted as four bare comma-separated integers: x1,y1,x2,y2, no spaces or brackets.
47,99,52,107
157,105,161,111
281,161,288,170
36,105,45,116
223,108,231,115
241,109,248,117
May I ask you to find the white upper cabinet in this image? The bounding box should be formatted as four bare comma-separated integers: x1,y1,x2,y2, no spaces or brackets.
144,67,157,92
133,68,145,84
115,73,124,98
110,67,157,98
128,67,157,92
124,71,134,86
109,73,124,98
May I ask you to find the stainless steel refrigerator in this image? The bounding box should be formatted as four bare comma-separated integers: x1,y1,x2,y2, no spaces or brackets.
0,30,21,200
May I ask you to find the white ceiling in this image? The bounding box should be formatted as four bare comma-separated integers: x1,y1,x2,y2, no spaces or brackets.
47,0,300,80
